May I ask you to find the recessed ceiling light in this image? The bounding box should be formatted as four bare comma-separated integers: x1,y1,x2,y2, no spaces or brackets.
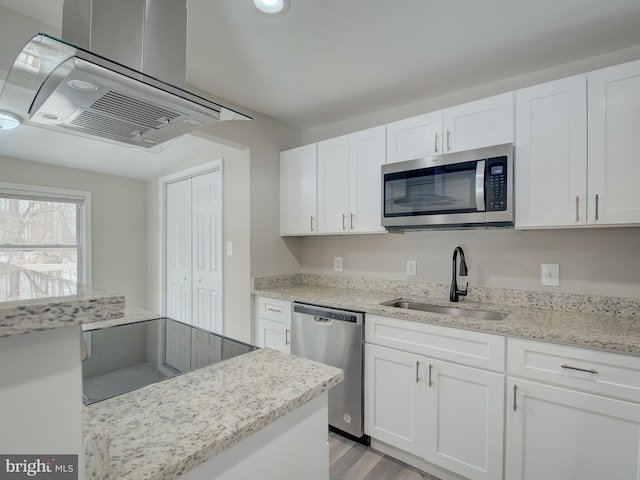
36,112,63,122
66,79,98,92
0,110,22,130
253,0,289,14
184,118,204,127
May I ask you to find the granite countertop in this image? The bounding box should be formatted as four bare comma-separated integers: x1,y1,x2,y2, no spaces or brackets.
85,347,343,480
252,283,640,356
0,262,125,338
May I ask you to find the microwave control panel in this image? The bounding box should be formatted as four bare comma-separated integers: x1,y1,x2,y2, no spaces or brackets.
486,156,508,211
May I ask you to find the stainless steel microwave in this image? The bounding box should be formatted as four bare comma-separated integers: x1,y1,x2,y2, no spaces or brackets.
381,144,514,230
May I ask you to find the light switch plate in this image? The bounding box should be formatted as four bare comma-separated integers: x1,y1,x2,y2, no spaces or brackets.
406,260,417,276
226,241,234,256
334,257,343,272
541,264,560,286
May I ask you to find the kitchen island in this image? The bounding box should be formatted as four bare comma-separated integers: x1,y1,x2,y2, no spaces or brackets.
85,345,342,480
1,264,343,480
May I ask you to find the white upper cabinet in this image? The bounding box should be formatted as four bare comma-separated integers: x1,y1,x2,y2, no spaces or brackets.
317,135,350,233
515,75,588,228
516,59,640,228
386,111,443,163
442,92,514,153
588,60,640,225
280,144,317,235
318,126,386,234
386,93,514,164
348,126,387,233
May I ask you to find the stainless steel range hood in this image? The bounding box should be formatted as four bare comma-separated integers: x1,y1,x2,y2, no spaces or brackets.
0,0,251,149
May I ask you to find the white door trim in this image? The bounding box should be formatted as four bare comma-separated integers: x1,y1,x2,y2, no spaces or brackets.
157,159,223,319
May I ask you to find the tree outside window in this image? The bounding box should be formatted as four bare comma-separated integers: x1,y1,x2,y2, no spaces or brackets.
0,185,90,299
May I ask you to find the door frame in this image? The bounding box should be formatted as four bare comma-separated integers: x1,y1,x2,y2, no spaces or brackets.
157,159,224,323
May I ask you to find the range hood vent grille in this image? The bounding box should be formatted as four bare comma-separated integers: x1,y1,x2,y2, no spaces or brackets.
69,110,151,139
91,90,182,129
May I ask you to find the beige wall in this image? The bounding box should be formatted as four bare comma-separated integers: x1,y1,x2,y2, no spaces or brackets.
146,104,302,342
296,46,640,300
146,139,253,341
300,228,640,299
0,155,148,307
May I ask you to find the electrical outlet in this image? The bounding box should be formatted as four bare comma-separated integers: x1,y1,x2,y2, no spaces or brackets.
406,260,417,276
226,241,234,256
541,264,560,286
334,256,343,272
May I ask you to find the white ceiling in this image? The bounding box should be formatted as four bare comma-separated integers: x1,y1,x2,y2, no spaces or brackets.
2,0,640,179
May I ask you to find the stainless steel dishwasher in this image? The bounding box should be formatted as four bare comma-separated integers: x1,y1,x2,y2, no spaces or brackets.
291,302,367,442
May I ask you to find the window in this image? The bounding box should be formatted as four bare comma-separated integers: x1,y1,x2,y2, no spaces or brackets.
0,183,91,296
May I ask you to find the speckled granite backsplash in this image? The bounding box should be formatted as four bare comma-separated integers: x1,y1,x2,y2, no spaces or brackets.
253,273,640,318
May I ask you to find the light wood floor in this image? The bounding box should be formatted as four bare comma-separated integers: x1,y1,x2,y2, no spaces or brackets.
329,432,441,480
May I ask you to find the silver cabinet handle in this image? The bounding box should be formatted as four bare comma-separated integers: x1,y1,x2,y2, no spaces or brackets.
576,195,580,222
310,216,315,231
446,130,452,151
428,364,433,387
513,384,518,411
342,213,347,230
561,363,598,375
350,213,355,230
285,329,290,345
595,194,599,221
415,361,420,383
434,132,439,153
267,307,282,313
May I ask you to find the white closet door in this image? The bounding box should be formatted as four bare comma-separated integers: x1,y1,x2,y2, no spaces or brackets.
191,171,223,334
166,178,192,324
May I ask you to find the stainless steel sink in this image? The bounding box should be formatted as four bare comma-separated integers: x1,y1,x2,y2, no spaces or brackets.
380,299,506,321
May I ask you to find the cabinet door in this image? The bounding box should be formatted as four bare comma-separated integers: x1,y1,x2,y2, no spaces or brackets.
256,318,291,353
280,144,317,235
349,126,386,233
386,111,443,163
425,360,504,480
588,60,640,225
364,344,428,457
317,135,349,233
515,75,587,228
443,92,514,153
506,378,640,480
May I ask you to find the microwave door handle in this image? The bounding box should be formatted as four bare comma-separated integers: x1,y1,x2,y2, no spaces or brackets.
475,160,486,212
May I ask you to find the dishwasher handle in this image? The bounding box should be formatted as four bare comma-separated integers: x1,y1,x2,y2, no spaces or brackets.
292,302,364,325
314,316,333,325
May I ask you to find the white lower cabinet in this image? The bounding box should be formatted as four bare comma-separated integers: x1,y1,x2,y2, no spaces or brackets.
365,344,428,457
506,338,640,480
254,296,291,353
424,359,504,480
506,378,640,480
365,315,505,480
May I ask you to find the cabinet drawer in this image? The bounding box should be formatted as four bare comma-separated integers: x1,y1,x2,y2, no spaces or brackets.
508,338,640,402
256,297,291,324
366,315,505,372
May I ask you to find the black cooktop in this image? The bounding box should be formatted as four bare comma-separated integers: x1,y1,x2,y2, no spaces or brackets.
82,317,256,404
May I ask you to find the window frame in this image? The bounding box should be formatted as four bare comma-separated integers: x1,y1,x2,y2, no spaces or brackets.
0,182,92,285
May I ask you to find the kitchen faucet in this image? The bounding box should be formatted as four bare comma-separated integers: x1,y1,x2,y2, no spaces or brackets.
450,246,469,302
